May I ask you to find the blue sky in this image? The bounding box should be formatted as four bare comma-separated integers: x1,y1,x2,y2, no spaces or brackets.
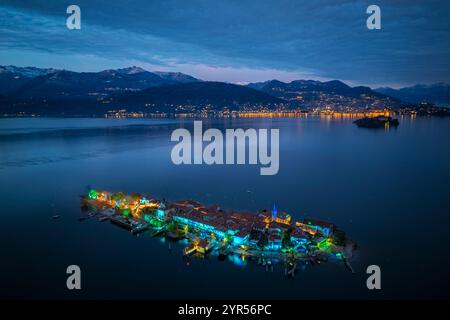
1,0,449,87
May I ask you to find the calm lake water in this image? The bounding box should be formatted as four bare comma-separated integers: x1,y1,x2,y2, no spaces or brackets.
1,116,449,299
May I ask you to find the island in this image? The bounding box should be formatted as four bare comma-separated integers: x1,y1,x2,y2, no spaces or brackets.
353,115,400,129
81,188,356,276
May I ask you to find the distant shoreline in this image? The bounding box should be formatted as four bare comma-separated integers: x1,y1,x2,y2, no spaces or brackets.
1,109,449,119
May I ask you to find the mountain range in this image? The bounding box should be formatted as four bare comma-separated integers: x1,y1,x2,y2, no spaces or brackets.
0,66,282,115
0,66,200,98
0,65,448,116
248,79,379,98
375,84,450,105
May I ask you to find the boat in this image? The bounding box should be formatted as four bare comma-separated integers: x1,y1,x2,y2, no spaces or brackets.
166,231,184,240
183,245,196,256
131,224,149,235
353,116,399,128
109,216,133,230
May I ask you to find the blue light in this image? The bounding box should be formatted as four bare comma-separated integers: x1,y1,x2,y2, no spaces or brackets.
272,202,277,220
156,209,165,219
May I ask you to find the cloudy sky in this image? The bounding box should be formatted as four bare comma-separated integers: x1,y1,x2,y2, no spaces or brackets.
1,0,449,87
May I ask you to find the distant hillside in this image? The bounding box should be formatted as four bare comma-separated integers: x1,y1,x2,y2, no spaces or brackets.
11,69,176,98
248,79,399,109
375,83,450,105
0,66,55,94
0,80,285,116
111,81,284,110
153,71,200,83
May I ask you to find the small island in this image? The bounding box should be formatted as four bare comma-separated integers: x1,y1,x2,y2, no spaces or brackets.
81,188,356,276
353,115,400,129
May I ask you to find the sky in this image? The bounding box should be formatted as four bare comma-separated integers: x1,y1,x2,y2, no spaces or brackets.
1,0,449,88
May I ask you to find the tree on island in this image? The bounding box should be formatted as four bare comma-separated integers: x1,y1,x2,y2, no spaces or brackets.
282,228,292,249
257,232,268,249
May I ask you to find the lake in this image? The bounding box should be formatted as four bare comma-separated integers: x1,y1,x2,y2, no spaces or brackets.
1,116,449,299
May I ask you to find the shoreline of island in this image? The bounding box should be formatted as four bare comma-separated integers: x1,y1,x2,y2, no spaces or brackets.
81,188,356,276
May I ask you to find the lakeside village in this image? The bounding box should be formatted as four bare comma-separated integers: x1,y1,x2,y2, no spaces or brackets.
81,188,356,276
6,102,448,119
101,102,449,119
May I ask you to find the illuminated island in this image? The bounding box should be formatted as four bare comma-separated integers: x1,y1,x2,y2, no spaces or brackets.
81,188,356,275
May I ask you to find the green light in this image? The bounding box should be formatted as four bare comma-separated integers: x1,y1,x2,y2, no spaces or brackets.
88,189,98,199
122,209,130,217
317,238,330,250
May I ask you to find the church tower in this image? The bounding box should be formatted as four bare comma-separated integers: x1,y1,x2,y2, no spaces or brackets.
272,202,277,221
